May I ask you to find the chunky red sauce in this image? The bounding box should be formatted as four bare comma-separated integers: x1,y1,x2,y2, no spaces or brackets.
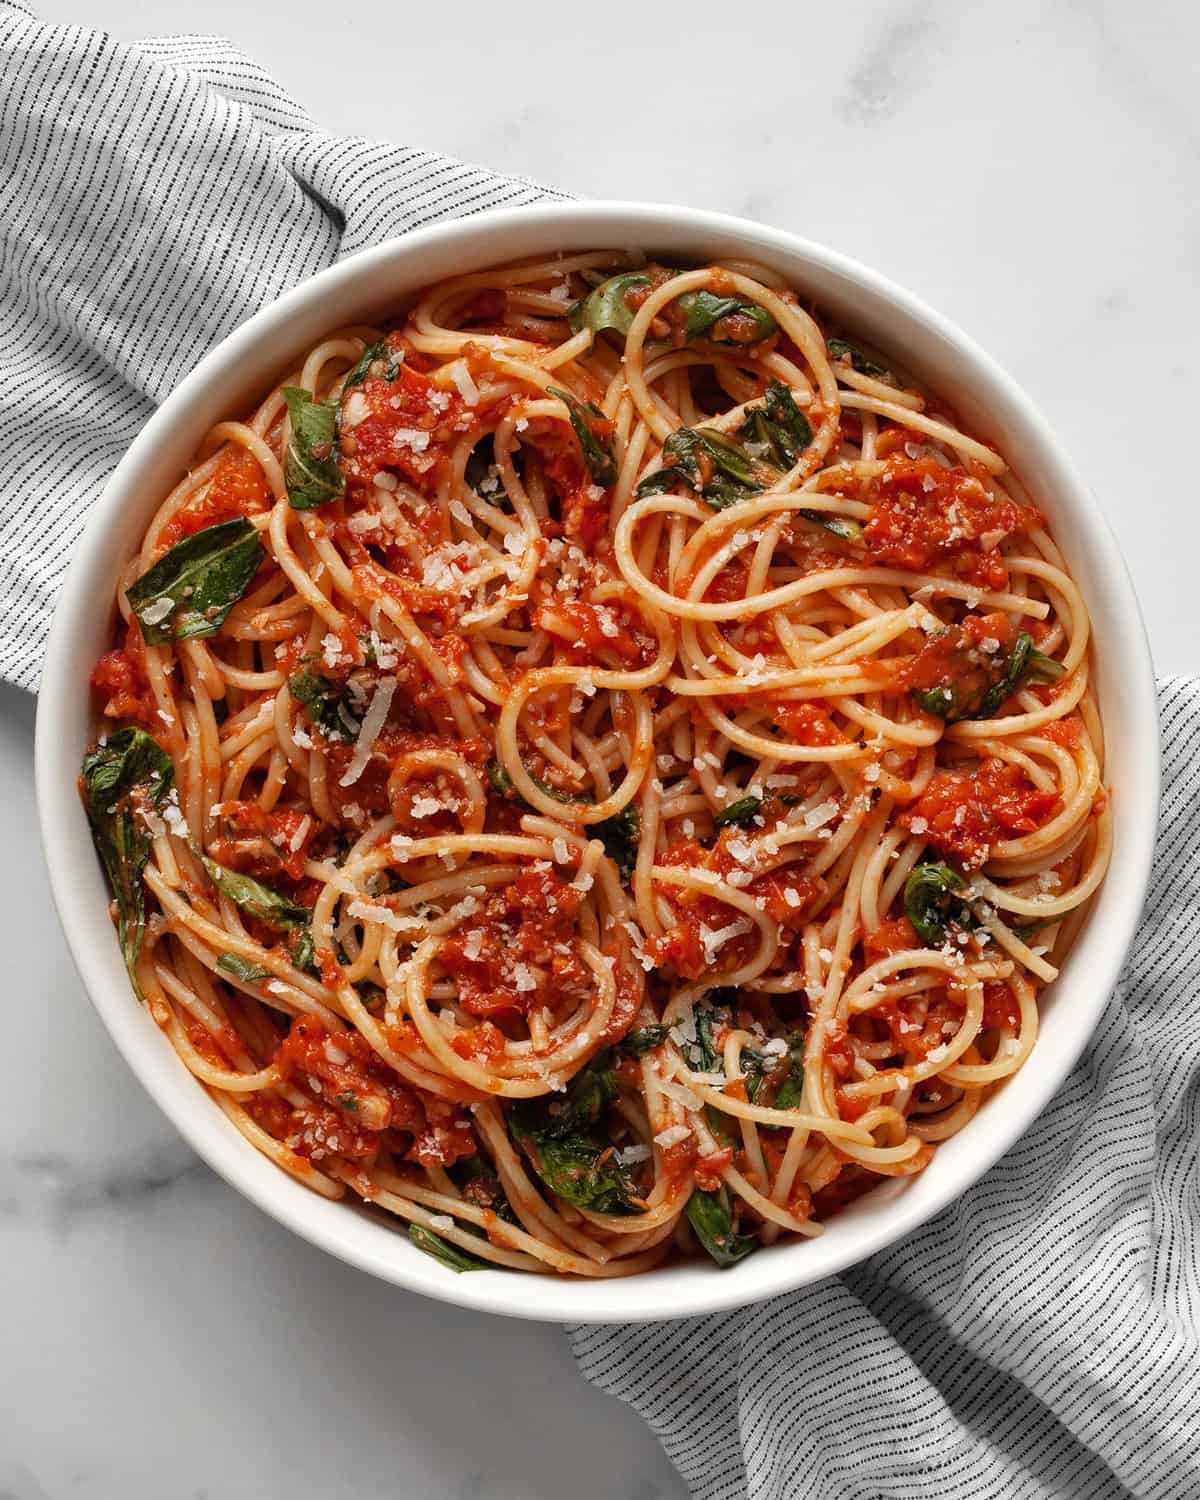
438,867,591,1019
270,1018,475,1166
159,447,271,549
903,759,1059,868
864,456,1039,590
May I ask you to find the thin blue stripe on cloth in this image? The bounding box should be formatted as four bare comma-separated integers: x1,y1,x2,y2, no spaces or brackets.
2,7,1196,1497
570,677,1200,1500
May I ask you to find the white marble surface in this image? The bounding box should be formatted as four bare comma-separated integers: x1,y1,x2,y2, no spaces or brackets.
6,1,1199,1496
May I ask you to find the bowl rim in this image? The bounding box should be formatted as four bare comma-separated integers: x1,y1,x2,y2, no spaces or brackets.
34,200,1160,1323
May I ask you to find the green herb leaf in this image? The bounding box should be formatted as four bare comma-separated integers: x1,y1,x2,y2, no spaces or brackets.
827,337,888,378
595,804,640,880
713,795,761,832
617,1024,671,1057
904,862,976,947
511,1053,617,1140
283,387,344,510
568,272,651,337
288,665,362,740
216,953,271,983
739,382,814,469
639,425,765,510
679,291,777,346
487,757,592,809
127,518,263,645
1029,647,1066,682
799,510,864,543
917,631,1068,726
519,1134,639,1214
634,466,694,499
342,340,386,391
509,1053,642,1215
683,1001,731,1076
694,428,759,487
768,1032,808,1112
80,728,175,992
686,1186,759,1267
407,1224,488,1273
547,385,617,489
449,1154,519,1223
202,857,310,929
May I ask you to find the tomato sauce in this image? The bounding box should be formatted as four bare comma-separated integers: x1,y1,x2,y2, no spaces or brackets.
863,455,1039,590
536,599,655,668
159,448,271,550
340,351,470,499
207,801,316,882
437,866,592,1018
91,620,157,730
272,1017,475,1167
903,758,1060,868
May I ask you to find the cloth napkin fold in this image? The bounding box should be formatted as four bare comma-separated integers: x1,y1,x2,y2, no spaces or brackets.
4,8,1197,1498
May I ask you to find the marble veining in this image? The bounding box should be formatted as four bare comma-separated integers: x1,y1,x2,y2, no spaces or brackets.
7,0,1200,1494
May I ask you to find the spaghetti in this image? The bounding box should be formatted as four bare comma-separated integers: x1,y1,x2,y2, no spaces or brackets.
81,250,1110,1277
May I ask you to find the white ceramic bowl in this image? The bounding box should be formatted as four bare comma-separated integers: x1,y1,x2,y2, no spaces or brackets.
35,203,1159,1323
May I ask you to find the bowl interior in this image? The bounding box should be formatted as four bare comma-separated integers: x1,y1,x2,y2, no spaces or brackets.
35,203,1159,1322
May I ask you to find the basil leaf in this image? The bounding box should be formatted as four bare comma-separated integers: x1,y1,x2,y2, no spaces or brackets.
487,758,517,798
827,337,888,378
516,1131,640,1214
799,510,864,542
683,1002,731,1076
739,381,814,469
595,804,640,880
509,1053,642,1214
568,272,651,336
641,425,764,510
342,340,386,390
678,291,776,346
635,466,695,500
408,1224,487,1273
768,1032,808,1112
904,862,976,947
913,683,959,720
487,757,592,809
713,795,761,832
284,387,344,510
449,1154,518,1223
288,666,362,740
686,1186,759,1267
547,385,617,489
976,633,1035,720
127,518,263,645
1029,647,1066,682
202,856,310,929
511,1052,617,1139
289,925,318,976
617,1024,670,1057
764,381,813,452
217,953,271,983
80,728,175,992
694,428,759,487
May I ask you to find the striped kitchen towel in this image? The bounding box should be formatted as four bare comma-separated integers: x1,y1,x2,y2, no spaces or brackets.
3,6,1197,1498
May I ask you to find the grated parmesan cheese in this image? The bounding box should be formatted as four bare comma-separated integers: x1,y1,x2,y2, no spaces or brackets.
338,677,396,787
